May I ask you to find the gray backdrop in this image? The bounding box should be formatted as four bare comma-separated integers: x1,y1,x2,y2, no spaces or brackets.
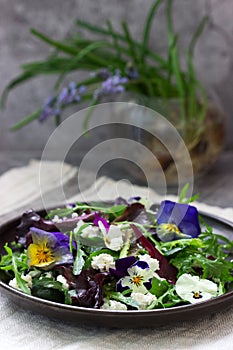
0,0,232,151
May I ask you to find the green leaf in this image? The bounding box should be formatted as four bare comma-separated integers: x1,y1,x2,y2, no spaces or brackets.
73,247,86,275
121,21,139,66
150,277,169,297
106,20,122,61
30,28,78,55
140,0,163,63
109,291,139,309
76,19,168,68
178,183,200,204
32,278,65,302
166,0,186,121
187,16,208,119
10,109,41,131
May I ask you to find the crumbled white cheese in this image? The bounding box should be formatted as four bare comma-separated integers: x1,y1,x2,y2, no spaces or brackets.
9,274,32,291
52,215,63,223
91,253,115,272
131,292,157,310
56,275,69,289
101,299,127,310
74,220,100,238
71,212,78,218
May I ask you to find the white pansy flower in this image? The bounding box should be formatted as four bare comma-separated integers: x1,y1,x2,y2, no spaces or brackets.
91,253,115,272
9,274,32,291
131,292,157,309
101,299,127,310
119,264,154,294
56,275,69,289
98,221,123,251
175,273,218,304
138,254,160,272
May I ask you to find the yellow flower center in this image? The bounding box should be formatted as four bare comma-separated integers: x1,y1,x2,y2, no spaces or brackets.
131,275,144,287
192,291,203,299
28,242,55,268
160,223,180,234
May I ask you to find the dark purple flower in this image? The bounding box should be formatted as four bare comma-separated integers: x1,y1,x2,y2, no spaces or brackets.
96,68,111,80
109,256,137,278
125,66,139,79
156,200,201,242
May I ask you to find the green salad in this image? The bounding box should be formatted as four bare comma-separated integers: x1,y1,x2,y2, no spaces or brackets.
1,194,233,311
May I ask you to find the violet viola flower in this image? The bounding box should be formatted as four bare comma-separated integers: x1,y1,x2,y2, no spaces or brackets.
27,227,73,269
156,200,201,242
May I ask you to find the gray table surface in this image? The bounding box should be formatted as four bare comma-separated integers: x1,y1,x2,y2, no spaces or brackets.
0,149,232,208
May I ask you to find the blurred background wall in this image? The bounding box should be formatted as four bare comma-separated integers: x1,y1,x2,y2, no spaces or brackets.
0,0,232,151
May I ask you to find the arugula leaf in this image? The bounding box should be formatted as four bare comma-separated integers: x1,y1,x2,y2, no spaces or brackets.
31,277,65,302
0,244,31,295
109,291,139,309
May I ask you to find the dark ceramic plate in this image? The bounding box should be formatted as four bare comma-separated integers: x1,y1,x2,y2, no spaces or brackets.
0,208,233,328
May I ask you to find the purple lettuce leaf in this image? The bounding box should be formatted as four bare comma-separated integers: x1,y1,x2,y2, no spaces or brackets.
16,209,95,236
130,224,178,284
72,269,108,308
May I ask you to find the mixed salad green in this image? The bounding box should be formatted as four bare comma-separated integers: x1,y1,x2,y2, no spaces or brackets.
1,194,233,311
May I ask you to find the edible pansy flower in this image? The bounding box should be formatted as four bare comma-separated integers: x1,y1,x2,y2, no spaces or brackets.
117,261,154,294
156,200,201,242
137,254,160,273
94,214,123,251
27,227,73,269
175,273,218,304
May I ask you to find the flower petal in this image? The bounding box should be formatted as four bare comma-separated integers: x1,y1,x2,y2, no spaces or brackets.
157,201,201,239
175,273,218,304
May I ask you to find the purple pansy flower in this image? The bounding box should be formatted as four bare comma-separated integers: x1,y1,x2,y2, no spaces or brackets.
27,227,73,269
156,200,201,242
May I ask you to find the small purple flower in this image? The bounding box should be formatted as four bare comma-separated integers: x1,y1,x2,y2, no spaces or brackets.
39,82,86,122
156,200,201,242
96,68,111,80
94,70,128,100
39,95,60,123
27,227,73,269
125,66,139,80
